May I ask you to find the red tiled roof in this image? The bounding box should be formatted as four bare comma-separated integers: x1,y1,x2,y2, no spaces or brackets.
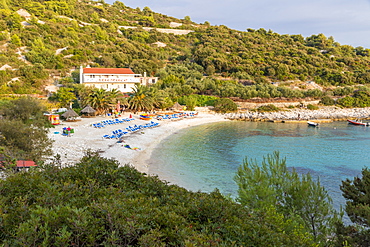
0,160,37,168
16,160,37,167
83,68,135,74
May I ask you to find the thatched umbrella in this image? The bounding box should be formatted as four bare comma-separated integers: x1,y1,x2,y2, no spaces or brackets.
171,102,183,111
61,108,79,121
81,105,96,116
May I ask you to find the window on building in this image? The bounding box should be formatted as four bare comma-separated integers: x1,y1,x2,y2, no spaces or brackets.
90,75,95,78
124,84,126,89
105,75,109,78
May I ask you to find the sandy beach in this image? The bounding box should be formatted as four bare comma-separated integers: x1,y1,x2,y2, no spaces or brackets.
48,106,370,177
48,110,228,174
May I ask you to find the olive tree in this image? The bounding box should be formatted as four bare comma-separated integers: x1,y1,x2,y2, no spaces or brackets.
213,98,237,113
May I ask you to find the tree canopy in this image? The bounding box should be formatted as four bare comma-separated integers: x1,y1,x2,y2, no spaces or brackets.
1,0,370,97
0,152,316,246
234,152,339,244
0,97,53,162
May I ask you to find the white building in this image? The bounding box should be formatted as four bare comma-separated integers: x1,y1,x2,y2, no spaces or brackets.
79,66,158,93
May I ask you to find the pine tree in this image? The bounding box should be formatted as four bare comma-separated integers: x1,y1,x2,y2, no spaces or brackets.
341,168,370,227
235,152,340,243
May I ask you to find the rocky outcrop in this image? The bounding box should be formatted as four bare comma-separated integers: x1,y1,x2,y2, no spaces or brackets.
225,107,370,121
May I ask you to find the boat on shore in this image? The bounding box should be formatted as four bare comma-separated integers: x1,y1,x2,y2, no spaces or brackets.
307,121,319,127
139,114,154,120
347,119,369,126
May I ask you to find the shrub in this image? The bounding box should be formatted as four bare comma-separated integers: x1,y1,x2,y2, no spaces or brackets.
307,104,319,110
257,104,281,112
213,98,237,113
337,96,355,108
319,96,335,106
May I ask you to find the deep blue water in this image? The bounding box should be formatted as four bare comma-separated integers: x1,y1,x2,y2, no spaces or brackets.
148,121,370,210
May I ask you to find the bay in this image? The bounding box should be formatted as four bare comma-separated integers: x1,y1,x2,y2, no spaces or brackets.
148,121,370,209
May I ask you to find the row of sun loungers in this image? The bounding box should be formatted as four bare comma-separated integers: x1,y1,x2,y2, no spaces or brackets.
103,121,160,139
155,112,197,120
93,118,135,128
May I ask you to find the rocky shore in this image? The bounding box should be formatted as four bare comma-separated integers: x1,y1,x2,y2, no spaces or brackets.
225,107,370,122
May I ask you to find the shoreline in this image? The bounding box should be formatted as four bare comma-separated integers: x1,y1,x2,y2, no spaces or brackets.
225,106,370,122
126,112,229,173
48,110,228,174
48,106,370,175
226,106,370,121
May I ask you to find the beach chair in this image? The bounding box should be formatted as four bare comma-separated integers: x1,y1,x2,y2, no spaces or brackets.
93,123,103,128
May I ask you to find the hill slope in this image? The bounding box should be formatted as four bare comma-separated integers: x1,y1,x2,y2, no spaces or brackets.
0,0,370,95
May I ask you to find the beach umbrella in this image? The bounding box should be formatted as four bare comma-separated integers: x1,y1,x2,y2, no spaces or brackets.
171,102,183,111
61,108,79,119
81,105,96,115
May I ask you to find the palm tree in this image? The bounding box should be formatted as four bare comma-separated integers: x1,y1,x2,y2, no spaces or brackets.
151,88,173,110
128,84,154,113
85,88,114,115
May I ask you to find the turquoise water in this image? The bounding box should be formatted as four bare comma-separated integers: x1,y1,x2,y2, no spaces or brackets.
148,121,370,209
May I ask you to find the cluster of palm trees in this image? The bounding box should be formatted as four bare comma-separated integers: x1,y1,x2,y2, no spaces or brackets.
77,84,173,115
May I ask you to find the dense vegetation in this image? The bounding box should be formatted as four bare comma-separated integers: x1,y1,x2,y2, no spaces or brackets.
1,151,370,246
235,152,339,244
0,97,53,162
2,1,370,245
0,152,316,246
335,168,370,246
1,0,370,108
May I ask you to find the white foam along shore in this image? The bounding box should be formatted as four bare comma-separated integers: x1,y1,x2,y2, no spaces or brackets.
48,110,229,174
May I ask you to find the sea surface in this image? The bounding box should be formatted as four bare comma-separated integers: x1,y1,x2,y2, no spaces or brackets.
148,121,370,210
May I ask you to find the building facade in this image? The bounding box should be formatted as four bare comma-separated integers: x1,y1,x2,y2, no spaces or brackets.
79,66,158,93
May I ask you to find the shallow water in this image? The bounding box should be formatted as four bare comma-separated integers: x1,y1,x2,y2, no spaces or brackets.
148,121,370,210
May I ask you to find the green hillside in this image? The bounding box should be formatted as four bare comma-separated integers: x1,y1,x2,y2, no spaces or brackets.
1,0,370,98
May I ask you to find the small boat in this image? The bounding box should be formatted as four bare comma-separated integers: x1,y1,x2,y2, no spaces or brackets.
307,121,319,127
347,119,369,126
139,114,153,120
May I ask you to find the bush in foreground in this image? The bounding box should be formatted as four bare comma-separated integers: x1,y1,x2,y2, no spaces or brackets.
235,152,340,244
0,152,316,246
